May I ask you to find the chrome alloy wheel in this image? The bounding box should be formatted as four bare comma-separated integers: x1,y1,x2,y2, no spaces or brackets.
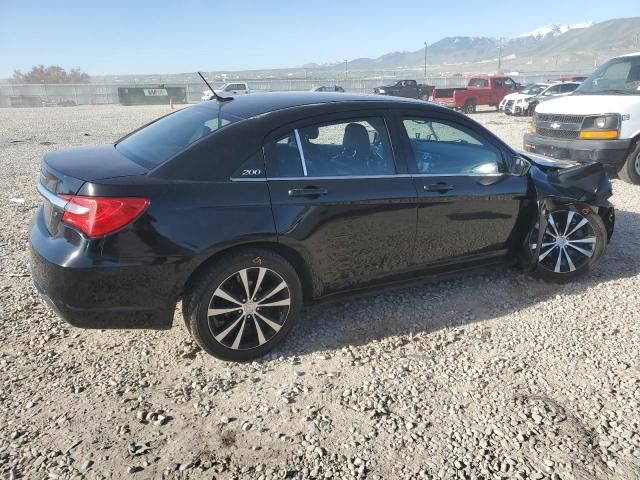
207,267,291,350
529,210,597,274
635,150,640,176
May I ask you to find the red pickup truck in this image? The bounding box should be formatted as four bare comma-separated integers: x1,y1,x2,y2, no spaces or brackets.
431,75,519,113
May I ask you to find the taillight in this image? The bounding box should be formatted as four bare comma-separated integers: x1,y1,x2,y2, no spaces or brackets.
57,195,149,238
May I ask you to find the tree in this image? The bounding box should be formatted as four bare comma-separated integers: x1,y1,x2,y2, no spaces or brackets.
12,65,90,84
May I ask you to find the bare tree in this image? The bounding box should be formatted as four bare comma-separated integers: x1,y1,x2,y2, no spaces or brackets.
12,65,90,84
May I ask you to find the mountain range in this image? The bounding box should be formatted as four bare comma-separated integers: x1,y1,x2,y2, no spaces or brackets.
308,17,640,73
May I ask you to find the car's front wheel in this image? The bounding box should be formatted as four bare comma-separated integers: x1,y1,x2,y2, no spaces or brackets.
522,208,607,283
184,249,302,361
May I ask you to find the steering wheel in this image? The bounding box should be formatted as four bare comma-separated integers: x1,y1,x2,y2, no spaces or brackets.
366,150,387,172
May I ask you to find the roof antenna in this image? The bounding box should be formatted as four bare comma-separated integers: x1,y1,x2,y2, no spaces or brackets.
197,71,233,102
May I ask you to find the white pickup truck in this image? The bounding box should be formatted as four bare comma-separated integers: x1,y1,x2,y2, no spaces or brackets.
201,82,250,101
524,52,640,184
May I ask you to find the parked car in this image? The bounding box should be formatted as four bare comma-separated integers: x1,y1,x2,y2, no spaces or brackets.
30,92,614,361
499,83,550,116
524,52,640,185
373,80,434,100
431,75,520,113
501,82,580,116
201,82,250,101
313,85,345,92
526,82,581,115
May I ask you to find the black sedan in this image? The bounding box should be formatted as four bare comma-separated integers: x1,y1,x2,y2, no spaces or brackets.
30,92,615,361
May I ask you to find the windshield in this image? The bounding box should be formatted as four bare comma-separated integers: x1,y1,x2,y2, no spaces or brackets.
116,104,242,169
520,83,547,95
575,56,640,95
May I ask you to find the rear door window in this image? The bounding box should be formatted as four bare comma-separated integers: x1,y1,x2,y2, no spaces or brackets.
269,117,396,177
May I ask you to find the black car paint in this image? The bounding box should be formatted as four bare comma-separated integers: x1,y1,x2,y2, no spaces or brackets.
29,93,614,330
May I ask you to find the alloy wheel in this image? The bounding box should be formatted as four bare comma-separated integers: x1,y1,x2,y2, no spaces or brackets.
207,267,291,350
635,150,640,176
529,210,597,274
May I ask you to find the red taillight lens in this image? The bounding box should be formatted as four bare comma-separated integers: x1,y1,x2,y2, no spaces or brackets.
57,195,149,238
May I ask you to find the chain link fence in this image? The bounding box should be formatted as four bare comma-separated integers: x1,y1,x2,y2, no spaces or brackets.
0,74,564,107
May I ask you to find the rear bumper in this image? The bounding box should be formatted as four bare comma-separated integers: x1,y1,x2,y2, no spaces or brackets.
523,134,631,174
29,208,180,330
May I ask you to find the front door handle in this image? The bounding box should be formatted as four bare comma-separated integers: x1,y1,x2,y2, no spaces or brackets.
288,187,329,198
424,183,454,193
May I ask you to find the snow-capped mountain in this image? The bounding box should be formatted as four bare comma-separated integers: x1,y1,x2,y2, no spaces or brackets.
516,22,593,39
300,17,638,73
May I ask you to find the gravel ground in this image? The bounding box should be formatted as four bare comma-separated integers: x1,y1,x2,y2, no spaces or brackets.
1,105,639,480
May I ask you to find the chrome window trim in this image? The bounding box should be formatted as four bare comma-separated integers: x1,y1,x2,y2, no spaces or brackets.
230,172,507,181
293,129,308,177
36,179,68,209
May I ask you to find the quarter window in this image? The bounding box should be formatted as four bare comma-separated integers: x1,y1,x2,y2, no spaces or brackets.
270,117,395,177
402,118,502,175
273,133,304,177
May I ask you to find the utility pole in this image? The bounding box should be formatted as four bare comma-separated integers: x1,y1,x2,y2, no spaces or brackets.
497,44,503,74
344,59,348,80
424,42,428,78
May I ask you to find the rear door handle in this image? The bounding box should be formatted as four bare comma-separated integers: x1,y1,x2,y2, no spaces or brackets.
424,183,454,193
288,187,329,198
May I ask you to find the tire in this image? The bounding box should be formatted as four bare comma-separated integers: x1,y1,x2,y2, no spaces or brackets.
617,141,640,185
527,103,537,116
420,93,429,101
463,100,476,114
521,208,607,284
183,248,303,361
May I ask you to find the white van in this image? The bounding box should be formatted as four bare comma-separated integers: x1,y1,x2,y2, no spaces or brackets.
524,52,640,184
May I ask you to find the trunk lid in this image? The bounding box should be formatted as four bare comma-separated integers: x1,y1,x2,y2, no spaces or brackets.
43,144,148,182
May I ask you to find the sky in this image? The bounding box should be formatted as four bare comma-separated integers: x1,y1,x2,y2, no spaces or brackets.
1,0,639,77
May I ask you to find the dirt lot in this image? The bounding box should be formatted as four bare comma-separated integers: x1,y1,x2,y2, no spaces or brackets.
0,105,639,480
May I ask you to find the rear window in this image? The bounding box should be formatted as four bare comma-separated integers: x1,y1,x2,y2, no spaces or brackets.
116,104,242,169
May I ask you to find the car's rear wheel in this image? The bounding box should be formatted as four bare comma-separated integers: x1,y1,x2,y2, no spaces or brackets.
463,100,476,114
522,208,607,283
184,249,302,361
618,141,640,185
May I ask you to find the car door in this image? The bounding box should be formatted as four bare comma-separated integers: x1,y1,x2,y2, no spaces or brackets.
264,112,418,294
491,78,504,105
397,111,528,266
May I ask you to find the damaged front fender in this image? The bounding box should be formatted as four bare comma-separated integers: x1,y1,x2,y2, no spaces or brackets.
520,153,615,272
